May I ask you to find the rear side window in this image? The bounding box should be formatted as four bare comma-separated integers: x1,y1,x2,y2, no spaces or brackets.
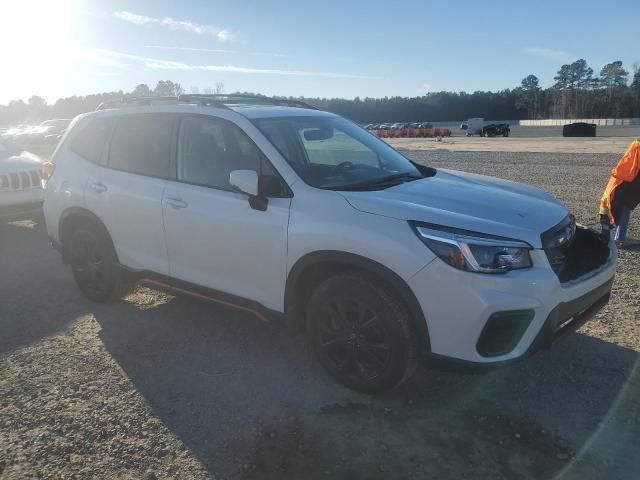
108,115,174,178
70,118,112,164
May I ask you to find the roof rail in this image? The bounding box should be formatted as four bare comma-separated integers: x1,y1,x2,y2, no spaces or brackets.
95,94,319,111
178,94,319,110
95,96,184,111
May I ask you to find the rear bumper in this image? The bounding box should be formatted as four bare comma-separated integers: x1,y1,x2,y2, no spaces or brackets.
425,276,613,371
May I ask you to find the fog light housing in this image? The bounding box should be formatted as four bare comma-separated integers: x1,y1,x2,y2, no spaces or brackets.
476,310,535,357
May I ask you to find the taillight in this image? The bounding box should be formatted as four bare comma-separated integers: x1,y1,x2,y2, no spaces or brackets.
41,161,55,182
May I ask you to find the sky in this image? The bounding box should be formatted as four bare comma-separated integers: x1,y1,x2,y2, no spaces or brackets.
1,0,639,105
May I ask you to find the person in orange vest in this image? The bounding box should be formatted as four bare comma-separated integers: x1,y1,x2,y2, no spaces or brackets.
599,140,640,248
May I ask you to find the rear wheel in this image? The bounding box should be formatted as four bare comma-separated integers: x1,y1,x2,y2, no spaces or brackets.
307,272,419,392
68,224,132,303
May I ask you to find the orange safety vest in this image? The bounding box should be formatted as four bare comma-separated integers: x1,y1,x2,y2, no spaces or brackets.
599,140,640,224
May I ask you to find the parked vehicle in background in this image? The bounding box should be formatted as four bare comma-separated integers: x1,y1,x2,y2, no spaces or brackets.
1,118,72,154
418,122,433,129
45,94,616,392
481,123,510,137
0,138,49,221
461,118,510,137
563,122,597,137
39,118,72,136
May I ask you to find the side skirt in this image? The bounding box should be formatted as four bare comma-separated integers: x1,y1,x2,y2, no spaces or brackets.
118,265,288,325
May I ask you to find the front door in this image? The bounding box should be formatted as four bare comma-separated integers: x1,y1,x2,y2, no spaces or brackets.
162,115,291,311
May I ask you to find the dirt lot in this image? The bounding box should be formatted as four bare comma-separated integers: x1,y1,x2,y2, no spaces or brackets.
1,147,639,479
387,136,639,154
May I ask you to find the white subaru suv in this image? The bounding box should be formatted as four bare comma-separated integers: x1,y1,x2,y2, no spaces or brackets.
44,95,616,392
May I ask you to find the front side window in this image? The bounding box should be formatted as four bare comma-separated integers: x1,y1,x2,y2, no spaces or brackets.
177,116,276,191
253,116,422,190
108,115,174,178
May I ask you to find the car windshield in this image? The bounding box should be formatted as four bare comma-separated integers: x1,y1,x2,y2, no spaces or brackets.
252,115,422,190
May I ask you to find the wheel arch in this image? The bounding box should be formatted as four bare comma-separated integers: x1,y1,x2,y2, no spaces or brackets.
285,250,430,352
58,207,118,264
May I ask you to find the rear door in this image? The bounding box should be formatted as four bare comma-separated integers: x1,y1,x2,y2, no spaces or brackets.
84,114,176,274
162,114,291,311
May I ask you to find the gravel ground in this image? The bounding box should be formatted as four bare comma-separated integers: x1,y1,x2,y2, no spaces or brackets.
1,149,639,480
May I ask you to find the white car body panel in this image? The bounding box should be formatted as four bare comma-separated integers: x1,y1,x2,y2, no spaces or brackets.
84,163,170,275
43,148,89,244
340,169,568,248
162,180,291,311
286,183,436,282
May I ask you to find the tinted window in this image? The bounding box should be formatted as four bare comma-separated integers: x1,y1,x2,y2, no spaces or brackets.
178,116,274,190
299,127,379,167
108,115,174,178
70,118,112,164
253,116,420,189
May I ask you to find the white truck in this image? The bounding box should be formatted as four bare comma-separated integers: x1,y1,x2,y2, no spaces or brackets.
461,118,510,137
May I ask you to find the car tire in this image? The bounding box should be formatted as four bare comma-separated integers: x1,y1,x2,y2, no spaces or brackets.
306,272,419,392
68,223,133,303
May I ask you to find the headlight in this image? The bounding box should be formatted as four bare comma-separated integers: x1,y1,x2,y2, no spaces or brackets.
411,222,533,274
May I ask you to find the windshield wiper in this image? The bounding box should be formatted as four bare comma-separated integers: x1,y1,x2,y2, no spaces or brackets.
338,171,422,190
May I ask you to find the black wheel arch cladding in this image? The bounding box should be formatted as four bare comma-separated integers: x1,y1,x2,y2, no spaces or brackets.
59,207,119,264
285,250,430,352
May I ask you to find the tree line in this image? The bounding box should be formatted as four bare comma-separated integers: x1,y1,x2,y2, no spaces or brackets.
1,59,640,126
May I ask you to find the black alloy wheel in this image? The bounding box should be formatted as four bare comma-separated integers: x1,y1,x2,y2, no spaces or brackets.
307,273,418,392
316,297,392,382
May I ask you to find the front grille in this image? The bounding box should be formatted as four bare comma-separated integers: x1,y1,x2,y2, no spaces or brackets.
19,171,30,187
0,169,41,191
9,173,19,189
29,170,41,186
542,217,609,283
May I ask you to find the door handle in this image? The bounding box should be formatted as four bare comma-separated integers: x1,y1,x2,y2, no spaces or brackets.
89,181,107,193
165,197,189,209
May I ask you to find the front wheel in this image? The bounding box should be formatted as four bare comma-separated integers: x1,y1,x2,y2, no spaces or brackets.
307,273,419,392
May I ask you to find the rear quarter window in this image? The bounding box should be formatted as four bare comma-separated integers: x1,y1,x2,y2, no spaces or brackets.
70,118,112,164
108,115,175,178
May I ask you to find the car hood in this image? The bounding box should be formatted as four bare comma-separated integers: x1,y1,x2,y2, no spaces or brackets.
0,151,44,175
339,169,568,248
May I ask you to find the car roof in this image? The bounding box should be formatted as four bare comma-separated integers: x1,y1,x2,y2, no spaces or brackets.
78,103,337,124
227,104,336,119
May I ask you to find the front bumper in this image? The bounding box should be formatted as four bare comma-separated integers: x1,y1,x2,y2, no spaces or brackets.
408,237,617,365
0,200,44,220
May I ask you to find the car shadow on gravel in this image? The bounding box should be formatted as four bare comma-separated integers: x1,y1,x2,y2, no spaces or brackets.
93,291,639,480
0,220,89,354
